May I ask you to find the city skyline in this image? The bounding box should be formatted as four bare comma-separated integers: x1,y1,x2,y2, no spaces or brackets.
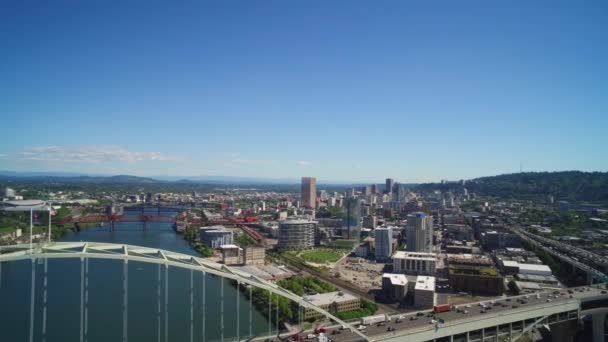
1,1,607,182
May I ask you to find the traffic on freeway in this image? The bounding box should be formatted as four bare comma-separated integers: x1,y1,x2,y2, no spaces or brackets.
283,284,608,342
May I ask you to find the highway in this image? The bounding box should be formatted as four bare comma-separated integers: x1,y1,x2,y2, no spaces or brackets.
284,284,608,342
508,225,608,280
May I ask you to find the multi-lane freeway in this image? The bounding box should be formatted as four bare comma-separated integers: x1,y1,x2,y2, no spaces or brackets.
279,284,608,342
508,225,608,281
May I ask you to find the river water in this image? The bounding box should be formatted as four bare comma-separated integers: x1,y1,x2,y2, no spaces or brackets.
0,208,272,342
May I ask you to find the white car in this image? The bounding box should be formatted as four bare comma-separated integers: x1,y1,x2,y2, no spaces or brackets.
307,334,316,339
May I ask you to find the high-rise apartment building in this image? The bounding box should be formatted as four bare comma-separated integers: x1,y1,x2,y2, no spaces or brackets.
406,212,434,253
278,218,317,250
375,226,393,260
301,177,317,209
385,178,395,194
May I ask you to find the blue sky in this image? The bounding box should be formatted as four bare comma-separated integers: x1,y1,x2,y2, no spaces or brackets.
1,1,606,183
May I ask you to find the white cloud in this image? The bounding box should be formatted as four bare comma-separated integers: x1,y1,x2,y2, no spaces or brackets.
297,161,311,166
17,145,177,164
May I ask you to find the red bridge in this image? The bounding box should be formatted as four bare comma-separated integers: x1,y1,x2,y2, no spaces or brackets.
55,214,177,231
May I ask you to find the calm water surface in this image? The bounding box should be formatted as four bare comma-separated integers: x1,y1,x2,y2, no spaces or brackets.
0,208,272,342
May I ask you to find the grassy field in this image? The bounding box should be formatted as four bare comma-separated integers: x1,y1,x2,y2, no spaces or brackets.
299,249,344,263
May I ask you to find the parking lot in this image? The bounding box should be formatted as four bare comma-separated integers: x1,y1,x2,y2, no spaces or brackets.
333,257,386,292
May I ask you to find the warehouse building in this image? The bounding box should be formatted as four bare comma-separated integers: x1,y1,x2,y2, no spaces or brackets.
302,291,360,320
393,251,437,275
200,226,233,248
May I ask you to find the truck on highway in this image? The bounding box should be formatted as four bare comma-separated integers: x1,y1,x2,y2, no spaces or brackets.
433,304,453,313
361,314,389,325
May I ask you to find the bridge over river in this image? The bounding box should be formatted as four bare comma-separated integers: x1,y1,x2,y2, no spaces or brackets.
1,242,608,342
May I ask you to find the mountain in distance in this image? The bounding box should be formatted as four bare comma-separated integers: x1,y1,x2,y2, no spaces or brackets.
0,171,159,184
0,171,373,185
418,171,608,204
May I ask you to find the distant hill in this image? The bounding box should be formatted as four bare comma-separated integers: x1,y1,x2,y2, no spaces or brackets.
0,171,373,186
418,171,608,204
0,172,159,184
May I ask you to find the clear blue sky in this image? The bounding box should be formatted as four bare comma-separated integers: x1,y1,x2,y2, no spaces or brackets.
1,0,607,183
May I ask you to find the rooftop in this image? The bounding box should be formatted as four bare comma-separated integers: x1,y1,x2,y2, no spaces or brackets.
303,291,359,306
382,273,408,286
220,244,241,249
414,276,435,291
393,251,436,260
518,263,552,273
448,264,500,278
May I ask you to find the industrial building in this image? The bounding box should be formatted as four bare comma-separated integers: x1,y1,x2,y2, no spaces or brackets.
414,276,436,309
393,251,437,275
448,264,504,296
382,273,408,301
278,218,317,250
200,226,233,248
302,291,360,320
220,244,243,265
406,212,434,253
243,246,265,265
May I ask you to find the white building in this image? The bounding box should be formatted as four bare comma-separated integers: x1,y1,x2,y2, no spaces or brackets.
382,273,408,301
406,212,433,253
200,226,233,248
517,263,553,276
393,251,437,275
374,226,393,260
414,276,436,309
4,187,16,198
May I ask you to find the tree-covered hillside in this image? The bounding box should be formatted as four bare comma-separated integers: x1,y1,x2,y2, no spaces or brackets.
418,171,608,204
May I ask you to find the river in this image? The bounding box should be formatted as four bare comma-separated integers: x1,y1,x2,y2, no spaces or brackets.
0,208,272,342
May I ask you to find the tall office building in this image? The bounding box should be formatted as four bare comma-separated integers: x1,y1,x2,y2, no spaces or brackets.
301,177,317,209
371,184,378,194
375,226,393,260
406,212,434,253
385,178,395,194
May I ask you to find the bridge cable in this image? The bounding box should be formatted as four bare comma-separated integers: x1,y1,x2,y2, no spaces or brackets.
236,281,240,342
85,258,89,342
190,269,194,342
249,284,253,339
221,276,224,342
202,272,206,341
157,264,161,342
122,260,128,342
42,258,48,342
164,265,169,342
29,257,36,342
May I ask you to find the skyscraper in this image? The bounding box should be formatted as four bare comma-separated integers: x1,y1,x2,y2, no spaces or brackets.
406,212,434,253
375,226,393,260
385,178,394,194
371,184,378,194
301,177,317,209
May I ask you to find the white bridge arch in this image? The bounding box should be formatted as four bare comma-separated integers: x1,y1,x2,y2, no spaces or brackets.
0,242,369,341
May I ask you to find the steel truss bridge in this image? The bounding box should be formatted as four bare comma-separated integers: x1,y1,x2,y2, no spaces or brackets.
1,242,607,342
0,242,368,342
